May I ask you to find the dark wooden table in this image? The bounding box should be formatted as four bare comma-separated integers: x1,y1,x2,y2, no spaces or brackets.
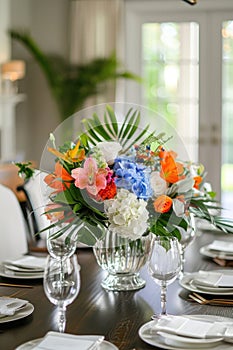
1,228,233,350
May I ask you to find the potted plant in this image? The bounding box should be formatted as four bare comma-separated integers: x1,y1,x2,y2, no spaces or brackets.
9,30,140,121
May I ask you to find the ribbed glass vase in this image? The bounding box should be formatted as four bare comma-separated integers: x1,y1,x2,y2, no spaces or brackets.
93,231,152,291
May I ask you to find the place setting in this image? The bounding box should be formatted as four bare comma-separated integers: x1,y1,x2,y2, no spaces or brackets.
16,332,119,350
139,314,233,350
15,252,119,350
179,269,233,295
0,255,47,280
200,240,233,264
0,296,34,324
138,236,233,350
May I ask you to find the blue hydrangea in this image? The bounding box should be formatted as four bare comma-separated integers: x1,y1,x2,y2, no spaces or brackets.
113,157,153,200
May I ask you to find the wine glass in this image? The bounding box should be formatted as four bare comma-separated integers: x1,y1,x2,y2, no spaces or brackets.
43,255,81,332
178,214,196,279
148,236,181,318
47,224,77,260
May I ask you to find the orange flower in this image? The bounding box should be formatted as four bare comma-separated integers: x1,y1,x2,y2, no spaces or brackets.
159,146,177,161
44,162,73,192
160,153,185,184
45,203,64,223
153,195,173,213
193,175,202,189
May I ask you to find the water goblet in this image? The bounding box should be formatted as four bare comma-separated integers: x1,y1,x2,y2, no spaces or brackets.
43,255,81,332
47,224,77,260
148,236,181,318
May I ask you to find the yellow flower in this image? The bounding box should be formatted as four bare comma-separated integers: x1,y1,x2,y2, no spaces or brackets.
48,140,85,164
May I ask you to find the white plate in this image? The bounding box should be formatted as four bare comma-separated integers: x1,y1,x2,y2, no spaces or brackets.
139,315,233,350
4,256,47,269
179,271,233,295
157,331,223,348
16,338,118,350
0,264,44,279
189,280,233,293
0,303,34,324
200,246,233,260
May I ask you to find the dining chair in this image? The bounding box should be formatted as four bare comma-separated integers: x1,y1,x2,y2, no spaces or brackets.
18,169,50,240
0,183,28,262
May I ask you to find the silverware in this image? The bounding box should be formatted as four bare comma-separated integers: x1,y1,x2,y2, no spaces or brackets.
0,283,33,289
189,292,233,305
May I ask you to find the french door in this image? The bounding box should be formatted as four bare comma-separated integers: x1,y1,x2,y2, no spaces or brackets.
124,0,233,217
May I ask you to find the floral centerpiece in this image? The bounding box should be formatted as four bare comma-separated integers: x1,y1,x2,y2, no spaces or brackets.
30,104,233,248
17,104,233,290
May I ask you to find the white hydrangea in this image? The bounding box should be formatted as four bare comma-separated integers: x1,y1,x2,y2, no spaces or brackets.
104,188,149,240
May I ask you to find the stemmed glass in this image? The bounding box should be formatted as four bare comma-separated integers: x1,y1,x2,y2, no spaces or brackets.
148,236,181,318
47,225,77,260
43,255,80,332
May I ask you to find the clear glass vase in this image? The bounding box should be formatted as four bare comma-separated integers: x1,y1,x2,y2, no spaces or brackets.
93,231,152,291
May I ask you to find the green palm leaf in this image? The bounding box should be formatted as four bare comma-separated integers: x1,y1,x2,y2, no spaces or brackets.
103,111,118,138
106,105,118,135
118,108,133,139
81,105,153,152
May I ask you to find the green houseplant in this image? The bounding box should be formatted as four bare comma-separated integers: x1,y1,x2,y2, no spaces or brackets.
9,30,140,121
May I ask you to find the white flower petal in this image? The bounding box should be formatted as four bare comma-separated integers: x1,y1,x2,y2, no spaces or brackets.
150,171,167,197
97,141,122,165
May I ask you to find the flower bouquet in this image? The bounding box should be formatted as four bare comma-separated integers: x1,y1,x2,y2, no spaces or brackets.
19,104,233,246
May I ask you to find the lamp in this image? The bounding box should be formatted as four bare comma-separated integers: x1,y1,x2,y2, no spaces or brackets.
1,60,26,95
182,0,197,5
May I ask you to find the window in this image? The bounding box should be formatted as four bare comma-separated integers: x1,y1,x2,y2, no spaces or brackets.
142,22,199,160
125,0,233,217
222,20,233,215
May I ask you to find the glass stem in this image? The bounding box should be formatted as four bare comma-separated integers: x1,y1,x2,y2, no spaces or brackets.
58,304,66,333
60,258,65,282
160,281,167,316
180,245,185,276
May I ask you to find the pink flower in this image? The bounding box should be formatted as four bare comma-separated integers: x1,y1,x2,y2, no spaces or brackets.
71,157,107,195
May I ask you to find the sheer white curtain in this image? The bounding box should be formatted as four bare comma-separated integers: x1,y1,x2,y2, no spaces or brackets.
70,0,124,105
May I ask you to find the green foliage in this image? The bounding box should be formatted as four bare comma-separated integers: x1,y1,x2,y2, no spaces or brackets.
81,105,167,154
15,161,34,180
9,29,140,121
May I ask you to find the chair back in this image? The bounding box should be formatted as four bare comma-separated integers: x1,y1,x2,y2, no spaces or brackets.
0,184,28,262
22,169,50,239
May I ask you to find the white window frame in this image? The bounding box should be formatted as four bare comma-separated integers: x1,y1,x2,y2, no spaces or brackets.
124,0,233,201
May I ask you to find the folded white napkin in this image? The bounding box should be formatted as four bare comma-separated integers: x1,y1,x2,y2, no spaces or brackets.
4,256,47,270
0,297,28,317
33,332,104,350
193,270,233,288
208,240,233,253
153,316,233,339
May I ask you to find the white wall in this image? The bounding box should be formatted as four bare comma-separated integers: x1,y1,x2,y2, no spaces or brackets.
0,0,11,63
0,0,11,93
9,0,69,165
